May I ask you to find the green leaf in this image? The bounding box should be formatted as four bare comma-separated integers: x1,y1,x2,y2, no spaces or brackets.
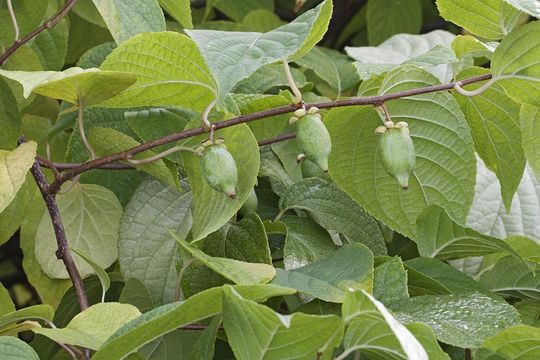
366,0,422,45
233,65,306,94
92,285,296,360
0,78,21,150
328,66,476,239
478,255,540,299
455,67,525,209
295,46,358,97
70,248,111,303
0,141,37,214
468,160,540,242
125,107,193,163
0,0,48,47
187,315,221,360
119,179,192,304
73,0,107,27
341,290,428,360
100,32,216,111
491,20,540,106
416,205,525,263
34,302,141,350
30,1,69,71
436,0,521,40
394,292,521,347
242,9,284,32
92,0,166,43
182,124,259,241
0,283,14,316
185,0,332,105
223,286,342,360
346,30,456,82
0,67,137,106
451,35,495,62
119,278,156,313
34,183,122,279
406,323,451,360
0,336,39,360
158,0,193,28
88,127,179,190
521,104,540,181
174,234,275,285
502,0,540,17
281,215,339,270
476,325,540,359
212,0,274,22
278,178,386,255
272,243,374,303
0,304,55,331
404,257,492,296
374,257,409,306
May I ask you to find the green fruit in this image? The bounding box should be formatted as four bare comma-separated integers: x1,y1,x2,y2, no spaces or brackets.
239,188,258,216
294,113,331,172
301,158,330,180
200,143,238,198
378,125,416,190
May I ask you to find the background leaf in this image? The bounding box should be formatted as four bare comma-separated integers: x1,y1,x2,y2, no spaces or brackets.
521,105,540,181
476,325,540,359
92,0,166,43
158,0,193,29
366,0,422,45
0,336,39,360
35,183,122,279
0,141,37,213
119,179,192,305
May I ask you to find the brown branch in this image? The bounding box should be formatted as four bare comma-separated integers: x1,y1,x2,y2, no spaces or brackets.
26,149,89,312
37,156,134,171
45,73,492,194
258,133,296,146
0,0,78,66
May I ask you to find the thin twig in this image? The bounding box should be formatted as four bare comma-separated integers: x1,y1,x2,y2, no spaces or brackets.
37,156,134,170
127,145,197,165
6,0,20,42
201,100,216,130
45,73,492,194
258,133,296,146
175,259,195,302
0,0,79,66
454,77,497,97
77,96,96,160
25,144,89,312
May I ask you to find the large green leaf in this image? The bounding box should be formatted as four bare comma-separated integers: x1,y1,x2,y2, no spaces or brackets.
478,255,540,299
346,30,456,82
0,78,21,150
468,160,540,243
223,286,342,360
416,205,524,262
272,243,373,302
33,302,141,350
100,32,216,111
491,20,540,106
0,141,37,214
394,292,521,348
328,66,476,239
278,178,385,254
88,127,179,190
0,0,48,47
0,284,14,316
281,215,338,270
34,183,122,279
0,67,136,106
119,179,192,304
233,65,306,95
174,234,275,285
0,305,54,332
455,67,525,209
521,105,540,181
436,0,521,40
340,290,428,360
476,325,540,359
182,124,259,240
0,337,39,360
211,0,274,22
92,0,165,43
366,0,422,45
158,0,192,28
92,285,295,360
185,0,332,105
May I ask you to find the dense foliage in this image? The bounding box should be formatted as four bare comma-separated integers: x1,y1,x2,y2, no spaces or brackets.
1,0,540,359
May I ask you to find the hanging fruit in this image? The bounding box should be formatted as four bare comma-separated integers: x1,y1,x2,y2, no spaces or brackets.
196,138,238,199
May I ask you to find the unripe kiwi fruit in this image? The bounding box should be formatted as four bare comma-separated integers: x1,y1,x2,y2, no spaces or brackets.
200,143,238,198
377,122,416,190
293,109,331,172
